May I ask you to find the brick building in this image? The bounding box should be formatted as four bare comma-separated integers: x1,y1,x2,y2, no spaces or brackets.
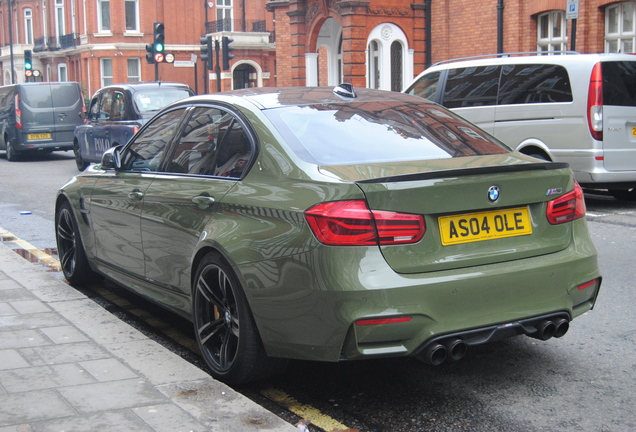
0,0,634,97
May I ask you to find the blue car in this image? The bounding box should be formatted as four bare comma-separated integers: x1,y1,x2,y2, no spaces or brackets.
73,82,193,170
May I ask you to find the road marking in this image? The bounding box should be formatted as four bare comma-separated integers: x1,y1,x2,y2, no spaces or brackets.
0,227,61,271
260,387,351,432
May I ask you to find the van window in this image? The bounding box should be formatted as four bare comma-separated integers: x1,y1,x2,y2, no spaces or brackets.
20,86,53,108
443,66,500,108
602,61,636,106
499,64,572,104
406,71,441,101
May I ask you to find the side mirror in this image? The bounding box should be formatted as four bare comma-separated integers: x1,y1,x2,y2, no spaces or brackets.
100,146,122,170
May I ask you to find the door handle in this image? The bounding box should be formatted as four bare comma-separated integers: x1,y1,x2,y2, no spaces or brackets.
192,195,215,209
128,190,144,200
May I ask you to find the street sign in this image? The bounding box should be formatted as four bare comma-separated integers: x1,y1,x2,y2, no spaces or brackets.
173,60,195,68
566,0,579,20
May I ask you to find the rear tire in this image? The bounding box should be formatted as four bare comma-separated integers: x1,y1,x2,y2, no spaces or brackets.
74,141,89,171
193,252,286,385
55,201,100,285
6,141,20,161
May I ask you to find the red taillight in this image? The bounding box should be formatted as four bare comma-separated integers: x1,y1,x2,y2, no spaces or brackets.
577,278,599,291
356,317,412,326
305,200,426,246
587,62,603,141
546,182,586,225
14,94,22,130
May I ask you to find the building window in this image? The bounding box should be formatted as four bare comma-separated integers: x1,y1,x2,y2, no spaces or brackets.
24,8,33,45
368,40,380,89
55,0,65,39
125,0,138,32
127,58,140,82
217,0,233,31
101,58,113,87
537,10,567,52
58,63,68,81
98,0,111,32
606,2,636,53
366,24,408,91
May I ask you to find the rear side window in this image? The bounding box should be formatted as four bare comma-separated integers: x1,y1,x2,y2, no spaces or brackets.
602,61,636,106
443,66,500,108
499,64,572,104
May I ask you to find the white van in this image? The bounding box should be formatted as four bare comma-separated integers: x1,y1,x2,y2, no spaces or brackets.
404,53,636,200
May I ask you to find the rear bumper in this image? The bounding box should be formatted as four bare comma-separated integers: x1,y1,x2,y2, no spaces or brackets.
243,219,601,362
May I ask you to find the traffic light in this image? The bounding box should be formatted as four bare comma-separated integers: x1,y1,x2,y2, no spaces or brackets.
24,50,33,71
200,36,213,71
145,43,155,64
153,22,165,63
221,36,234,70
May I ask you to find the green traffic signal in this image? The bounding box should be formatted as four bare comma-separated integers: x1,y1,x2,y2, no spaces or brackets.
24,50,33,70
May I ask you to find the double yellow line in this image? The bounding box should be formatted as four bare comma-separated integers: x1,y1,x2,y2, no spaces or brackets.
0,226,61,272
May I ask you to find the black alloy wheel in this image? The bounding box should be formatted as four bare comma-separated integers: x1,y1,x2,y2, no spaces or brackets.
74,141,89,171
193,253,282,385
55,201,99,285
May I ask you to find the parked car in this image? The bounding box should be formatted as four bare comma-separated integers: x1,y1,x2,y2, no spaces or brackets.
404,52,636,200
73,82,193,170
0,82,84,161
55,85,601,385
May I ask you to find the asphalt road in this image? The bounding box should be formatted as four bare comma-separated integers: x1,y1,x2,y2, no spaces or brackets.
1,151,635,431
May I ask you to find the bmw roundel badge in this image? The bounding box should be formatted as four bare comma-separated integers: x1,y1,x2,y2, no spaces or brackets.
488,186,500,202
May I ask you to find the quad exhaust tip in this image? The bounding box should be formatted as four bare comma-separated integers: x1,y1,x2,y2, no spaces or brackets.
529,318,570,341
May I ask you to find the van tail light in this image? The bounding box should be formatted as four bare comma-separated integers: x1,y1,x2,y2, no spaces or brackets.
14,94,22,130
305,200,426,246
546,182,586,224
587,62,603,141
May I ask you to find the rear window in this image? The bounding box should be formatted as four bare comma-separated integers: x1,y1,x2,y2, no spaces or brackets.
264,101,510,165
50,84,81,107
133,88,191,114
20,86,52,108
602,61,636,106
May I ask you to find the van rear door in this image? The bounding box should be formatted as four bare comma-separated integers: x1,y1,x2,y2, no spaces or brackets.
50,83,84,146
601,61,636,171
18,84,56,144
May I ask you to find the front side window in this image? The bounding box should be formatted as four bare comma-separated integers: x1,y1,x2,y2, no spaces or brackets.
127,58,140,82
101,58,113,87
98,0,111,32
125,0,138,31
537,10,567,52
24,8,33,45
606,2,636,53
405,71,442,102
122,108,186,172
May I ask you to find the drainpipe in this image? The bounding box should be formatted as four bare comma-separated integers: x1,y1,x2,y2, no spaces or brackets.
497,0,504,54
425,0,432,67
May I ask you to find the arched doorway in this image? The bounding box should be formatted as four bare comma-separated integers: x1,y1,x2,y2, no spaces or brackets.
233,63,257,89
308,17,342,86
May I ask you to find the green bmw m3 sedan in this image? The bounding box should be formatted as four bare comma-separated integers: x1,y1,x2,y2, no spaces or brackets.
55,85,602,385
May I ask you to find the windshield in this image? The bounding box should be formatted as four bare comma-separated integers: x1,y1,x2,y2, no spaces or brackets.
264,101,510,165
133,89,191,114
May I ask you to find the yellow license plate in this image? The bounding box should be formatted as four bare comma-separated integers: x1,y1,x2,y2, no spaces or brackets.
438,207,532,246
27,133,51,140
632,127,636,137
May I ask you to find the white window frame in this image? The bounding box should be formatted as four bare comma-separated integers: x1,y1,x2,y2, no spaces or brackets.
537,10,568,53
58,63,68,81
366,24,409,91
101,58,113,87
55,0,65,42
606,2,636,53
24,8,33,45
124,0,139,33
97,0,111,33
127,58,141,82
217,0,233,31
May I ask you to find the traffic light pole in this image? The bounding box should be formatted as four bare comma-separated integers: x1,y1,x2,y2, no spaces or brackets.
215,39,221,93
